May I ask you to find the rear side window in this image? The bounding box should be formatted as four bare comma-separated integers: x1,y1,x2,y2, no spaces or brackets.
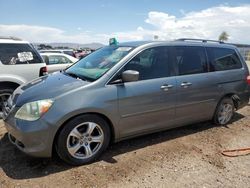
0,43,43,65
174,46,207,75
206,47,242,71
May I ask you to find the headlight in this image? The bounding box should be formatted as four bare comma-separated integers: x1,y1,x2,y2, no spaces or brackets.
15,99,54,121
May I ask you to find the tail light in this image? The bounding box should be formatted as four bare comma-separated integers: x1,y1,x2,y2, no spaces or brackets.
39,66,48,76
247,75,250,85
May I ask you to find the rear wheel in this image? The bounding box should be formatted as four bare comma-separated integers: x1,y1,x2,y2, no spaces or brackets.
56,114,111,165
0,88,14,118
214,98,235,125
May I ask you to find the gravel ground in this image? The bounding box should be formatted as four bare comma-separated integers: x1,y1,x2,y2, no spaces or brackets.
0,105,250,188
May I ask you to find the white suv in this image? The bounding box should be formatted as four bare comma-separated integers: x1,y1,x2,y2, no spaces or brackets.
0,36,47,117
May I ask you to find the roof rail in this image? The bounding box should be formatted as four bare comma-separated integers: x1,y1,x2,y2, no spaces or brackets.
0,36,22,41
176,38,224,44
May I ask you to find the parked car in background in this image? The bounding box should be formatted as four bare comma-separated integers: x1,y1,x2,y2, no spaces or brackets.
3,39,250,165
75,49,92,59
40,53,78,73
0,36,47,118
39,49,76,58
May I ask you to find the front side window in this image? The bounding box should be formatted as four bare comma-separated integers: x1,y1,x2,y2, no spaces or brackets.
123,46,172,80
174,46,207,75
65,46,133,81
0,43,43,65
206,47,242,71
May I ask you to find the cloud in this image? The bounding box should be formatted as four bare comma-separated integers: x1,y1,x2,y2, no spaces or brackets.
0,24,110,44
1,5,250,44
143,5,250,43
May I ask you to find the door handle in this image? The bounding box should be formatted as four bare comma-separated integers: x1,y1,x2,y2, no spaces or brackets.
161,84,173,91
181,82,192,88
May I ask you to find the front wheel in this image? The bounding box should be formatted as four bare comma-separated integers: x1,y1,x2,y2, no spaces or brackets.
56,114,111,165
214,98,235,125
0,88,14,118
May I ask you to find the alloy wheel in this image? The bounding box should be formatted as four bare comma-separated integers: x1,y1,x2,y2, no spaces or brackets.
0,93,11,118
66,122,104,159
218,103,233,125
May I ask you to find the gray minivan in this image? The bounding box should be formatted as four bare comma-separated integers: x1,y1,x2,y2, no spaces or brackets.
3,39,250,165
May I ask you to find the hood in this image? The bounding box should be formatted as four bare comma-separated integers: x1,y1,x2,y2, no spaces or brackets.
12,72,89,107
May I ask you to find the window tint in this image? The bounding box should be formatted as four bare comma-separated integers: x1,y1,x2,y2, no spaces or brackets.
47,56,72,65
206,47,242,71
174,46,207,75
123,47,172,80
0,43,42,65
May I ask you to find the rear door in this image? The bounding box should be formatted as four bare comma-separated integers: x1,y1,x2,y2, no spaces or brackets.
116,46,177,138
173,46,221,124
206,47,249,105
0,43,45,82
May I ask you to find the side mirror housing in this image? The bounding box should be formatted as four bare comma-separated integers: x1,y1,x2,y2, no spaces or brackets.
122,70,139,82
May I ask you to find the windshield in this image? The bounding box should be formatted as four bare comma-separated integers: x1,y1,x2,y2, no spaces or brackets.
65,46,133,81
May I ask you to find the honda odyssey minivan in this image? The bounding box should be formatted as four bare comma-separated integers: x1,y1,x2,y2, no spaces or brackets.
3,39,250,165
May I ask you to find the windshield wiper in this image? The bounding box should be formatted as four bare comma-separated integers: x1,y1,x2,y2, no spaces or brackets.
63,71,86,81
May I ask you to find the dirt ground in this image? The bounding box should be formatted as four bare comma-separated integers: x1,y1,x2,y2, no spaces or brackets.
0,106,250,188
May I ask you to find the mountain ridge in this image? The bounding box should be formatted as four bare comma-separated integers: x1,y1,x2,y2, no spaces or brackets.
33,42,105,49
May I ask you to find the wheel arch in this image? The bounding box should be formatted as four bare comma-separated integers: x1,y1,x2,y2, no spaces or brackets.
213,93,239,120
219,93,241,109
0,81,20,90
52,112,116,157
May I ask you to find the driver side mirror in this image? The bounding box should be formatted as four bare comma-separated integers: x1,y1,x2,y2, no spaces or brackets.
122,70,139,82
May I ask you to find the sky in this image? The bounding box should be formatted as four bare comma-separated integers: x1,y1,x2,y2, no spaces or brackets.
0,0,250,44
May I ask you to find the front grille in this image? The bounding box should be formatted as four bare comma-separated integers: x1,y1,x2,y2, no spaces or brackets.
8,133,25,149
8,133,16,144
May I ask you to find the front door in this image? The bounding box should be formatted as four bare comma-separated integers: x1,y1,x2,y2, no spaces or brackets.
116,46,177,138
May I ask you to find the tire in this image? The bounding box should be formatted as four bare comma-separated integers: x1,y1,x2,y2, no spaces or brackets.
56,114,111,166
0,87,14,119
214,97,235,125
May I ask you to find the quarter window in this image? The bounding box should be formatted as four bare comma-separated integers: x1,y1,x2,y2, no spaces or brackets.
206,47,242,71
0,43,42,65
174,46,207,75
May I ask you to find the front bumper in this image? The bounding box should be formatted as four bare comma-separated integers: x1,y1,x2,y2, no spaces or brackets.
3,105,54,158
